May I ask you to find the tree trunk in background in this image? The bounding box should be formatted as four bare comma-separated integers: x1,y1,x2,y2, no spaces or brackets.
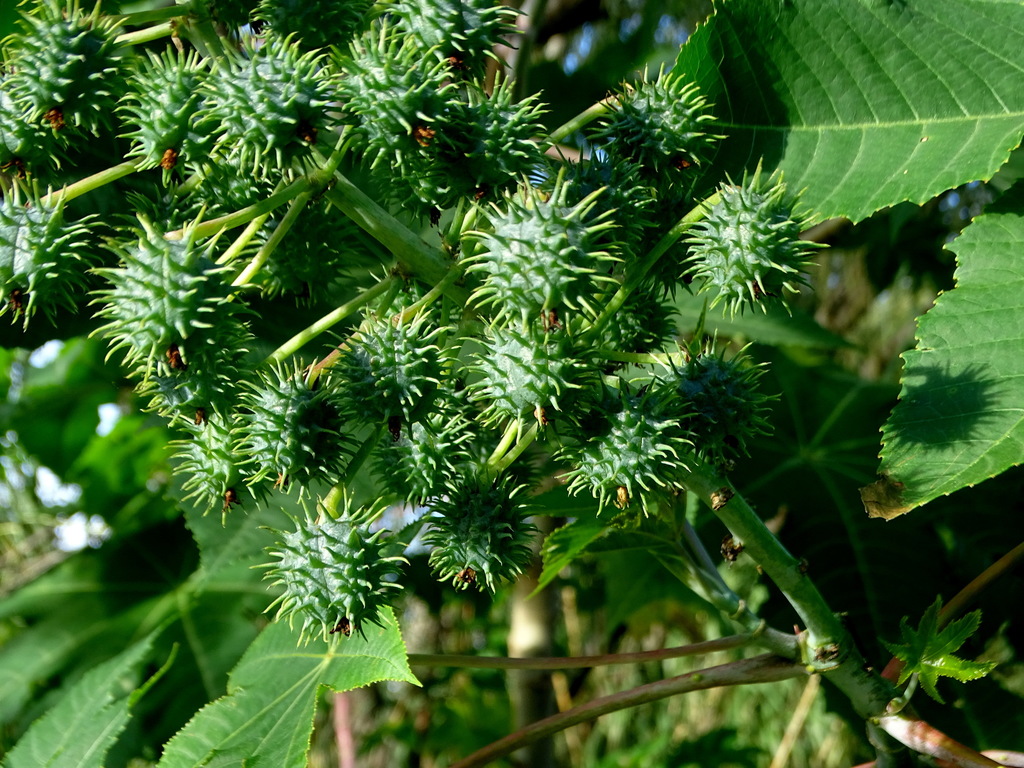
507,515,558,768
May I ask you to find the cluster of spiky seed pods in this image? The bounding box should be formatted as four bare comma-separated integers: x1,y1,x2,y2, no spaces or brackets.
0,0,818,639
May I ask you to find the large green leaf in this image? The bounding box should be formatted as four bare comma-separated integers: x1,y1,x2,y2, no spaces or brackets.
1,634,163,768
157,610,418,768
675,0,1024,222
866,188,1024,517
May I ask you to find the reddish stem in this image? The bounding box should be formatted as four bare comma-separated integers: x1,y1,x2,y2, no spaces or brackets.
878,714,1004,767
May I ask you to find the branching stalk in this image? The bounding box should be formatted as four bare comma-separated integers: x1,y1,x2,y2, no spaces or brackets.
584,194,717,340
116,22,175,46
40,160,141,207
877,714,1005,767
232,190,313,286
324,173,465,298
682,462,897,717
166,177,311,241
450,655,807,768
408,633,757,670
547,96,618,145
267,276,398,365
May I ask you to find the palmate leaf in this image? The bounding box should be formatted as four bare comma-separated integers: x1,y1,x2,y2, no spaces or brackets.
882,597,996,703
864,186,1024,517
675,0,1024,222
157,609,417,768
2,633,164,768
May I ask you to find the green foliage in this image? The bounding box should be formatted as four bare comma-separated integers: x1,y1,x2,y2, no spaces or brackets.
1,634,163,768
882,598,997,704
156,615,417,767
872,186,1024,517
2,0,1024,765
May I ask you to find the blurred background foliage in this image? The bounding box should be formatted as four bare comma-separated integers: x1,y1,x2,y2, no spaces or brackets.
2,0,1024,766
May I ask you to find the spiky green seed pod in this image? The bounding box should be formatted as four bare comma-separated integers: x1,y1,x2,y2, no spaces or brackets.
467,182,617,323
685,170,817,316
189,163,278,218
335,313,445,425
432,79,547,204
5,0,124,135
375,408,474,504
120,50,214,176
338,25,454,172
469,324,589,425
262,501,405,641
255,0,372,50
238,364,350,492
173,411,258,515
392,0,518,79
93,217,251,380
562,383,690,512
0,84,62,174
200,36,339,178
595,68,717,189
668,346,773,469
424,479,535,591
0,189,98,326
561,154,655,260
593,288,677,356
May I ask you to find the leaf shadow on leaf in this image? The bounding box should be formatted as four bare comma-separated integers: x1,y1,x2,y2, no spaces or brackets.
883,361,997,455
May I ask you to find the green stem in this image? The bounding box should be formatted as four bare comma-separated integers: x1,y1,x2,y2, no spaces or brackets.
451,655,807,768
491,423,538,477
583,192,718,342
321,429,383,520
485,420,521,470
113,6,188,24
40,159,140,207
116,21,175,46
661,521,796,658
547,96,618,146
232,190,313,287
595,349,688,366
166,177,310,241
265,276,397,365
683,462,897,717
176,14,233,59
216,213,270,266
323,174,465,298
408,633,756,670
395,262,466,324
